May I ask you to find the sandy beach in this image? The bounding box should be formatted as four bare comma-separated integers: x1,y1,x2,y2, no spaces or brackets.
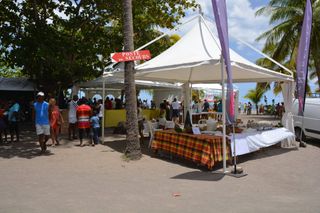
0,116,319,213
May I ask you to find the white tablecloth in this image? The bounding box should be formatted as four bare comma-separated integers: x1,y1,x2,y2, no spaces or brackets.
230,128,296,156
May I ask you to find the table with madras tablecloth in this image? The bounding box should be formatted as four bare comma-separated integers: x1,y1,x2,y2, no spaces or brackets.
151,130,231,169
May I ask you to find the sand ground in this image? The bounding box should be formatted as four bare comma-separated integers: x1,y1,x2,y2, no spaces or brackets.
0,115,320,213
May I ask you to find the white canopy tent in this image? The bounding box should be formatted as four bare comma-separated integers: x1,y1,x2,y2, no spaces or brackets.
78,76,181,90
112,15,295,172
132,17,293,84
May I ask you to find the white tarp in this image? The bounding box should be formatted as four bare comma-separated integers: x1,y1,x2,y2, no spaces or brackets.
230,128,296,156
78,76,180,90
0,78,34,91
281,82,297,147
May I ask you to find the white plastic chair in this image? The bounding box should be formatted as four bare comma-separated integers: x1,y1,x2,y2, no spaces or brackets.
147,121,161,148
165,121,175,129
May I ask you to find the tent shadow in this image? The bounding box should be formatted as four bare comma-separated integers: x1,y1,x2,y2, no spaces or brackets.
171,170,225,181
102,138,157,157
102,138,216,171
0,123,55,159
235,145,295,164
0,142,54,159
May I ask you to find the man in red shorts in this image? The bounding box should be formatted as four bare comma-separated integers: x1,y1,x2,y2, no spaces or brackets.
76,98,92,146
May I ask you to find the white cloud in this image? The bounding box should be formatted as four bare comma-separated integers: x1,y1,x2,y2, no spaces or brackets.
195,0,270,49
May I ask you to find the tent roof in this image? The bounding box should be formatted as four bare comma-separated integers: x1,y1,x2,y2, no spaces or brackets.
127,17,293,84
0,77,34,91
78,76,180,90
192,83,238,91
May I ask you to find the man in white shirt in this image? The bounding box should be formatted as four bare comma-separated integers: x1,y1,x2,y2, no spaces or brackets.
68,95,78,140
171,98,180,124
97,99,104,137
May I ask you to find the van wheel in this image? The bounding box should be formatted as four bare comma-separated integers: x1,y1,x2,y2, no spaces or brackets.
295,127,306,141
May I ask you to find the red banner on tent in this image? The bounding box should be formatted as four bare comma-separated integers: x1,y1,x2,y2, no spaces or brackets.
111,50,151,62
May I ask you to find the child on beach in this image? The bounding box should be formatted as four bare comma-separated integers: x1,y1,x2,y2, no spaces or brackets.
90,110,100,145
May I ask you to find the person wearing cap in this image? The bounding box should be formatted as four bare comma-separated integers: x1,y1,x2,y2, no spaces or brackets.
33,92,50,153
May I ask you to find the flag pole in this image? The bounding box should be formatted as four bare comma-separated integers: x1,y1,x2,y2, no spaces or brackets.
221,55,227,173
296,0,312,148
101,78,106,144
232,123,237,173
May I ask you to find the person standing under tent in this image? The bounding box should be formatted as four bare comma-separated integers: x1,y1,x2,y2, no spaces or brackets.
213,101,218,112
105,97,112,110
8,99,20,143
159,100,167,119
171,98,180,124
68,95,78,141
217,100,222,121
97,99,104,137
111,98,116,109
192,100,199,113
33,92,50,154
137,102,145,144
150,100,156,109
202,99,210,112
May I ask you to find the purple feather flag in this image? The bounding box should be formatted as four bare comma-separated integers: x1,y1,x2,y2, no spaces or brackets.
296,0,312,116
211,0,235,124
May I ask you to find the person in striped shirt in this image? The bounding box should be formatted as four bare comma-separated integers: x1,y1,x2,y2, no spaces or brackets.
76,98,92,147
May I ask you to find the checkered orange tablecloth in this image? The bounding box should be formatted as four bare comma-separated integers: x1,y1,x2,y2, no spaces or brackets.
151,130,231,169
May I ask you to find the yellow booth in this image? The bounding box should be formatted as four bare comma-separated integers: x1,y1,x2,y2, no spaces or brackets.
104,109,160,127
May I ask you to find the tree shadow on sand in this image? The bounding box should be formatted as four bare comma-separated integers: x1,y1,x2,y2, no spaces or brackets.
103,137,223,171
103,135,302,173
0,126,54,159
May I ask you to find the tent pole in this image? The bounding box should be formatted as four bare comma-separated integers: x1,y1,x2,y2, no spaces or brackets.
232,123,237,174
221,55,227,173
190,82,193,124
136,15,200,52
101,79,106,144
235,38,293,77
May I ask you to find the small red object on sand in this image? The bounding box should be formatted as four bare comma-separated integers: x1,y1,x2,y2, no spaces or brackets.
172,193,181,197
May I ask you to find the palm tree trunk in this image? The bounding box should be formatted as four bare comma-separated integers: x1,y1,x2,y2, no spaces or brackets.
255,103,259,115
122,0,141,160
314,58,320,91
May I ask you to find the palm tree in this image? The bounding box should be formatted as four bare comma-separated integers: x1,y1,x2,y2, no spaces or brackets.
122,0,141,160
244,87,265,115
256,0,320,90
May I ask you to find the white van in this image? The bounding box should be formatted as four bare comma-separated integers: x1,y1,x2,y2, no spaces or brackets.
292,98,320,141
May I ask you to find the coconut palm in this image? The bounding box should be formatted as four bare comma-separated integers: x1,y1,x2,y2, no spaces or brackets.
122,0,141,160
244,87,265,115
256,0,320,90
